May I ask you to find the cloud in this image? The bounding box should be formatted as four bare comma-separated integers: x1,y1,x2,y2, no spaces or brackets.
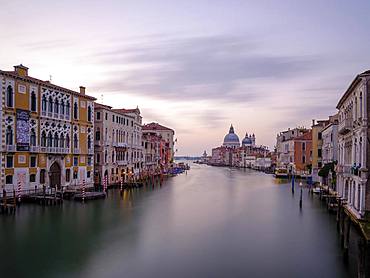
90,34,320,103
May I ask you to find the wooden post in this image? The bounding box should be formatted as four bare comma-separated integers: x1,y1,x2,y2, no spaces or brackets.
120,176,123,194
82,179,85,203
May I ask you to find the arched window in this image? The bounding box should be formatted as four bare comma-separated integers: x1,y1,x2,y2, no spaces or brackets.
60,100,65,115
6,126,13,145
31,91,37,112
48,96,53,113
54,99,59,114
47,132,53,147
95,129,100,141
60,134,65,148
6,85,13,107
40,169,45,184
54,133,59,148
87,106,92,122
30,129,36,146
73,102,78,120
73,134,78,148
66,101,70,116
42,95,47,111
87,135,91,149
41,131,46,147
66,134,70,148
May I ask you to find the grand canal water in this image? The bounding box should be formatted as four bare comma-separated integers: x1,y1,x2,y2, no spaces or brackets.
0,163,361,278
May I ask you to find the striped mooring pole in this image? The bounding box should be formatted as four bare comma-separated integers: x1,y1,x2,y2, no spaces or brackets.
120,176,123,193
103,175,107,193
82,179,86,203
17,180,22,204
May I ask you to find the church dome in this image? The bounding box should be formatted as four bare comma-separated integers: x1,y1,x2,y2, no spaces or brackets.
223,125,240,148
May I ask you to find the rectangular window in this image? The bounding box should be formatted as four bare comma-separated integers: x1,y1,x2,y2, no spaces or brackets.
318,149,322,158
96,111,100,120
30,174,36,183
66,169,71,182
87,171,91,178
112,115,115,122
87,156,92,166
318,162,322,168
302,142,306,151
302,155,306,164
105,113,108,120
318,132,322,140
6,175,13,184
30,156,37,167
6,155,13,168
73,171,78,180
73,156,78,166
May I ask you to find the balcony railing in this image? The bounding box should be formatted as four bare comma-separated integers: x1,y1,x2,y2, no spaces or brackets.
41,110,47,117
88,149,94,155
40,147,47,152
65,114,70,120
48,112,53,118
30,146,40,152
6,145,15,152
59,114,64,120
338,118,353,135
73,148,80,154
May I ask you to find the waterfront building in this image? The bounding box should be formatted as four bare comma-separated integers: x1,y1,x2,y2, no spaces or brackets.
276,127,307,173
0,65,96,191
311,119,330,182
142,130,170,173
94,104,142,185
241,132,255,147
293,130,312,176
142,122,175,162
336,70,370,220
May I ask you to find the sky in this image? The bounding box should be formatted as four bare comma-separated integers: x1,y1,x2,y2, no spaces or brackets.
1,0,370,156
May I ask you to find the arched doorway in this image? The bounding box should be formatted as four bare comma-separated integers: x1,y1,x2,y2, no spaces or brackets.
49,162,61,189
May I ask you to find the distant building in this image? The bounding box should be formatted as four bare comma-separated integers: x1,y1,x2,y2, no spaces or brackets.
142,122,175,162
222,124,240,149
293,130,312,176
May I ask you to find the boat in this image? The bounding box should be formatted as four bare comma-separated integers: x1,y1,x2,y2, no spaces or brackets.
274,168,289,179
312,187,321,194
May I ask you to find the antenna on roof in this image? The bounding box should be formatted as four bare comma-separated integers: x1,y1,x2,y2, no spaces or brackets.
101,94,104,104
49,75,52,82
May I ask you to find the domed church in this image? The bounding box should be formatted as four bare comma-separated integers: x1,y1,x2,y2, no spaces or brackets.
223,124,240,148
242,132,255,147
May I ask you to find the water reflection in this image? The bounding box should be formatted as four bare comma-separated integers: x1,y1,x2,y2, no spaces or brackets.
0,164,361,278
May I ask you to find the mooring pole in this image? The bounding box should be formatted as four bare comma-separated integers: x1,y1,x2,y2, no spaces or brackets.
299,182,303,209
291,173,295,195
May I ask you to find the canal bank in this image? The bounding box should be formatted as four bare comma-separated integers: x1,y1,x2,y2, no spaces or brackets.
0,163,366,278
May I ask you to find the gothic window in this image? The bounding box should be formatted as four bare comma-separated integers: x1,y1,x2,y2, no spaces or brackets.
54,133,59,148
73,134,78,148
30,129,36,146
87,135,91,149
66,101,70,116
41,131,47,147
88,106,92,122
60,100,65,115
42,95,47,111
6,126,13,145
73,102,78,120
47,132,53,147
60,134,65,148
66,134,70,148
6,85,13,107
31,91,37,112
54,99,59,114
48,96,53,113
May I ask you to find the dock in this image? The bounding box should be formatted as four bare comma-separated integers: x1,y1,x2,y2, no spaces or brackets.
74,191,106,201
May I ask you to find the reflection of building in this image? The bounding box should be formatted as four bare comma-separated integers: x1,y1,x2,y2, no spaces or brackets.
336,71,370,220
1,65,96,191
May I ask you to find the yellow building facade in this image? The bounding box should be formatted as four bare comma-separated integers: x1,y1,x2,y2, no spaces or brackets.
1,65,96,191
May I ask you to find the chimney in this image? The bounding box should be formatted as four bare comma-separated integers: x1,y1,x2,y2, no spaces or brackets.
312,119,315,127
14,64,29,76
79,86,86,95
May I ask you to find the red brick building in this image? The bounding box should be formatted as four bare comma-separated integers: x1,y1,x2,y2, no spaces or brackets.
294,130,312,175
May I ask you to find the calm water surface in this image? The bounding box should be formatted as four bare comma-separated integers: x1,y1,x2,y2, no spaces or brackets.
0,164,359,277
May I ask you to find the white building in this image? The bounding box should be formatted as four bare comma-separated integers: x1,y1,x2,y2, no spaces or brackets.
322,116,339,165
336,70,370,220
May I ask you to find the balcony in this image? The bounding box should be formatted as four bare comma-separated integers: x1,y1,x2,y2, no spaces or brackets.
54,113,59,119
65,114,70,121
113,142,127,148
88,149,94,155
59,114,64,120
48,112,53,118
73,148,80,154
117,160,127,166
40,147,47,153
30,146,40,152
41,110,47,117
338,118,353,135
6,145,15,152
